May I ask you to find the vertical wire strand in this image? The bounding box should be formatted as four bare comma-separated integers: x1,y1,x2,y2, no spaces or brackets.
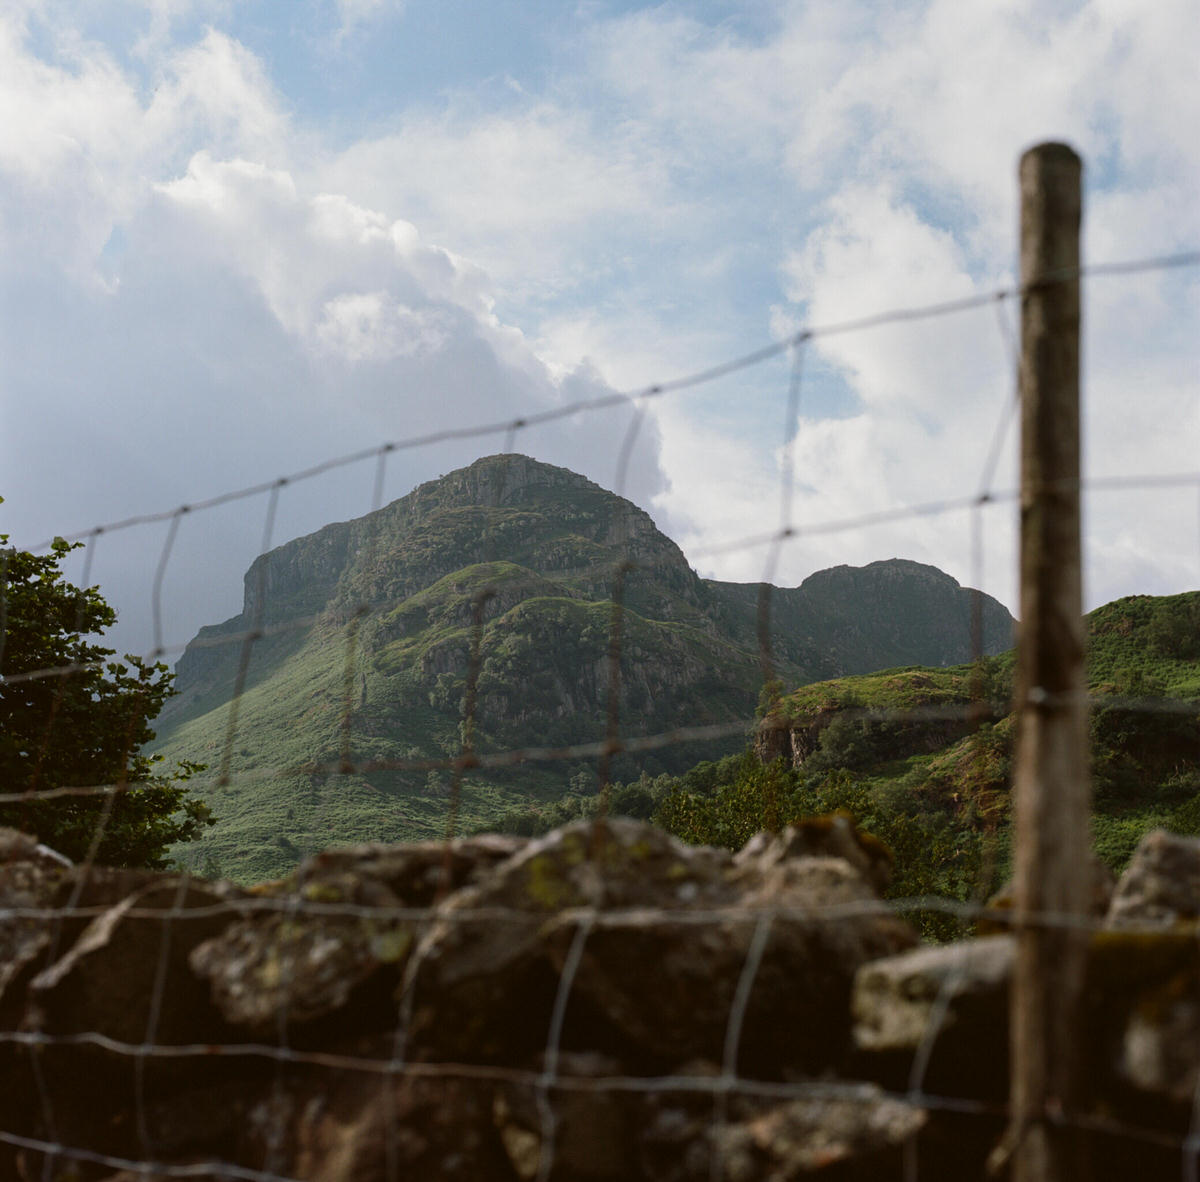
593,402,646,841
218,482,282,786
443,436,520,860
709,911,774,1182
756,337,807,698
27,530,101,798
904,291,1028,1181
21,532,103,1181
338,449,390,774
151,509,187,661
0,547,8,673
71,506,190,884
754,338,807,847
534,912,595,1182
134,873,193,1166
25,513,178,1181
383,912,443,1182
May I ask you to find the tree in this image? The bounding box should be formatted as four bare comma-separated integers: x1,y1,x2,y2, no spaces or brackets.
0,525,213,867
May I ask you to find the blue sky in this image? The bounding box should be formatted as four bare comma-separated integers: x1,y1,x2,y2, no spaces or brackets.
2,0,1197,658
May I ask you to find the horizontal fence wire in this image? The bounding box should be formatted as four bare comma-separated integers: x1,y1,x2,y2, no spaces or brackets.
12,250,1199,557
1,248,1199,1181
1,690,1196,807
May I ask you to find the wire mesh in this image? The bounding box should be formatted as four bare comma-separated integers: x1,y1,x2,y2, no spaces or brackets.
0,251,1198,1180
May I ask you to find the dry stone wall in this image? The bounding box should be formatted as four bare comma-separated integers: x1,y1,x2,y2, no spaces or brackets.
1,822,1197,1181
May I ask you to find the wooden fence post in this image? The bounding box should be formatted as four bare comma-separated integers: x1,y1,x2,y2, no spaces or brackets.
1008,141,1091,1181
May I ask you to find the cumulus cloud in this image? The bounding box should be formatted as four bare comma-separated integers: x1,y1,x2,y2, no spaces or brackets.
0,15,665,658
567,0,1198,611
1,0,1195,665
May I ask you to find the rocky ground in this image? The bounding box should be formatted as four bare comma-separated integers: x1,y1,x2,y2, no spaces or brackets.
1,819,1197,1181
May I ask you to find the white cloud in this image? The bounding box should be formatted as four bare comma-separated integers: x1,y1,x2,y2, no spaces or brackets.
556,0,1197,611
314,293,449,362
331,0,403,43
321,102,677,297
1,0,1196,663
0,16,668,657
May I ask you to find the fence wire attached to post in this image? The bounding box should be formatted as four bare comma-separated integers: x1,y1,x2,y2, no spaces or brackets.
0,227,1197,1182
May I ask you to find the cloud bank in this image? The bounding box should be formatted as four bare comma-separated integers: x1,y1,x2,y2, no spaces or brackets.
1,0,1196,663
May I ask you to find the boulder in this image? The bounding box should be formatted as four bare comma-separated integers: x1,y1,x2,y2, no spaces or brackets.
1118,975,1199,1106
406,819,916,1075
0,828,67,1011
1106,829,1200,928
189,834,522,1036
714,1087,926,1181
733,815,893,894
851,935,1013,1100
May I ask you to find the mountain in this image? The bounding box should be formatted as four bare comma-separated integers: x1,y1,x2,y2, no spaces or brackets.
152,453,1013,881
713,589,1200,927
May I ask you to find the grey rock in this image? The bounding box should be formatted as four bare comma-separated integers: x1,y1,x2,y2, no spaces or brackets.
852,935,1014,1054
407,819,915,1074
1107,829,1200,928
189,834,521,1032
28,877,240,1045
734,816,894,893
1119,976,1200,1105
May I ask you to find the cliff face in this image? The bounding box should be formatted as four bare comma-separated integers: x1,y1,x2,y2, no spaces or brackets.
172,454,1010,712
705,558,1013,683
154,454,1013,881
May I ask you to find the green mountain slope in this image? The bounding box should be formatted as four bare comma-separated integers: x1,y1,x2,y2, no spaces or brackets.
637,590,1199,936
152,454,1013,881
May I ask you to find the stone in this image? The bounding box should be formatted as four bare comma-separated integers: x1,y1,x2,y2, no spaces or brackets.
1119,977,1199,1106
734,816,893,893
406,819,915,1075
28,877,241,1044
715,1087,926,1181
851,935,1013,1102
1106,829,1200,928
189,834,521,1035
853,935,1014,1054
0,828,66,1011
3,823,1198,1182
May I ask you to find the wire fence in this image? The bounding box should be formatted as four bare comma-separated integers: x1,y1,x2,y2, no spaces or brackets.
1,235,1199,1181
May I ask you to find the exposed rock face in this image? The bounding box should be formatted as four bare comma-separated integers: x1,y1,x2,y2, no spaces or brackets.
2,823,1197,1181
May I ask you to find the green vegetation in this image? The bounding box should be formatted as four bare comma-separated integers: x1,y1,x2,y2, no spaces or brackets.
156,455,1011,882
496,592,1199,942
0,524,212,867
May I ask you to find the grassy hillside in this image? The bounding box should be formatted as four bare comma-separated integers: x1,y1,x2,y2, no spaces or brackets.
151,454,1013,882
497,591,1200,939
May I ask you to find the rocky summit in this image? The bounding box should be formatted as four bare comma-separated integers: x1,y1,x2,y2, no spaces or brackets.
2,822,1197,1180
151,454,1013,882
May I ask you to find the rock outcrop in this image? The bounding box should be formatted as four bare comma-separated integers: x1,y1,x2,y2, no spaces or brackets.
1,824,1197,1180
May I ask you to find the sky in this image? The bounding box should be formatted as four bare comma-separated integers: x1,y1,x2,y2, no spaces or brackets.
1,0,1198,662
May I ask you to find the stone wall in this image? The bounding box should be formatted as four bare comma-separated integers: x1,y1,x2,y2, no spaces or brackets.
1,821,1197,1181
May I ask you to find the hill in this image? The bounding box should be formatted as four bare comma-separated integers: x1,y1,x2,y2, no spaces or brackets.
628,590,1200,936
152,453,1013,882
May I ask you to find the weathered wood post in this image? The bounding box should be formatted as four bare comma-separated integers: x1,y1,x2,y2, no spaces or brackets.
1009,141,1091,1180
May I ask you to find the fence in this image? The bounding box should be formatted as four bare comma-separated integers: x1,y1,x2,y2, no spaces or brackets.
1,143,1199,1181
